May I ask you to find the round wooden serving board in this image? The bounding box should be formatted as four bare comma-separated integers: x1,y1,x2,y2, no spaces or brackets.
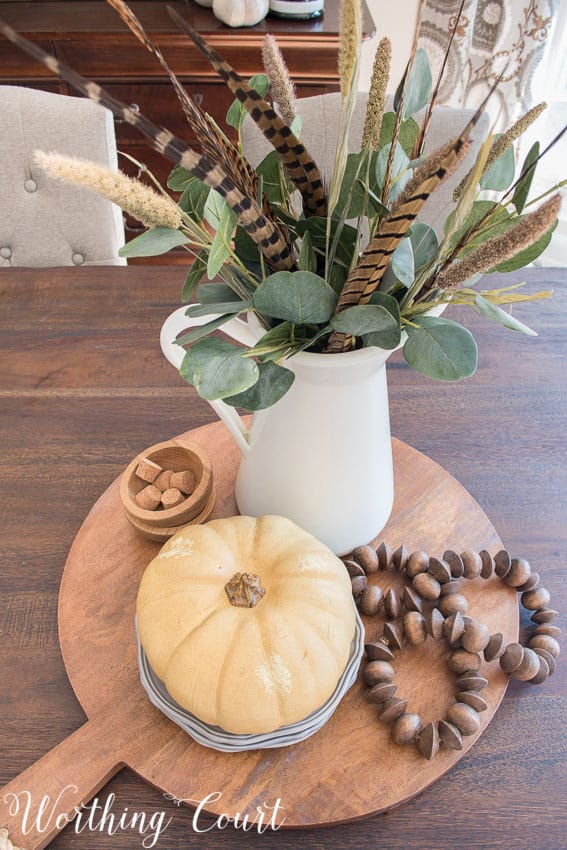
0,422,518,849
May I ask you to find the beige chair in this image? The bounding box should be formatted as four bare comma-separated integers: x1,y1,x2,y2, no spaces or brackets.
242,91,490,236
0,86,126,267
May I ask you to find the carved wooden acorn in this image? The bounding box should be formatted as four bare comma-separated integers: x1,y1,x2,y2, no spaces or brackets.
137,515,356,734
212,0,269,27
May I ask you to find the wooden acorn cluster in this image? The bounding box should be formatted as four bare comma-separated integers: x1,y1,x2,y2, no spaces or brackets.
345,543,560,760
134,457,195,511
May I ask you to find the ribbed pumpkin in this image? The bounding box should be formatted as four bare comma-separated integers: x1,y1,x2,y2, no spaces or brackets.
136,515,356,734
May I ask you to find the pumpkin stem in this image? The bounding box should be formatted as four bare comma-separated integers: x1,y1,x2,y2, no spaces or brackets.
224,572,266,608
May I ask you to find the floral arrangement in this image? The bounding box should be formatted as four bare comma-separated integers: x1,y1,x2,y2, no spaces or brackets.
2,0,565,411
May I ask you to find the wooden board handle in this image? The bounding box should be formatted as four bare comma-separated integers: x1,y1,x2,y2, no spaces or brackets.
0,715,123,850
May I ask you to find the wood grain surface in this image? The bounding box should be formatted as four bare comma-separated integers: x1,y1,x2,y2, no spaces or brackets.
0,266,565,850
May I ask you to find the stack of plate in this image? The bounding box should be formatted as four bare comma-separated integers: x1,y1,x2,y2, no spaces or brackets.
136,608,365,752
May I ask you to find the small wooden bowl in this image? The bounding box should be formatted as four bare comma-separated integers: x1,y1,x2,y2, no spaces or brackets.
120,439,215,533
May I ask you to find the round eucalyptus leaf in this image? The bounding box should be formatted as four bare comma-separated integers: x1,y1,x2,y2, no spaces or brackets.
180,337,258,400
253,271,337,324
403,317,478,381
224,361,295,410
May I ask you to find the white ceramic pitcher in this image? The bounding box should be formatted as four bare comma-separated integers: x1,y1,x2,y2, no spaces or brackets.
161,308,396,555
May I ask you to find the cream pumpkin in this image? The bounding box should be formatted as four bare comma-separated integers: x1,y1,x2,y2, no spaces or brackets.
136,515,356,735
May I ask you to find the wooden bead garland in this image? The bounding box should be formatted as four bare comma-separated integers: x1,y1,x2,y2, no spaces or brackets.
348,545,560,760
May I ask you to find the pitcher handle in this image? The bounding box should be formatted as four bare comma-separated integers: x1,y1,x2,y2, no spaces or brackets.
160,306,256,455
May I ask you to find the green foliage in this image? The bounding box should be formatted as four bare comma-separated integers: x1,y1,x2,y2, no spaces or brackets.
403,317,478,381
226,74,270,129
197,282,244,303
410,223,439,272
480,142,516,191
391,237,414,286
474,294,537,336
334,151,388,218
256,151,286,204
174,314,235,345
207,200,238,279
512,142,540,214
178,176,210,220
253,271,338,324
180,337,258,400
492,223,556,273
378,113,420,157
167,165,196,191
119,227,188,258
331,293,401,349
376,142,411,202
444,201,514,256
185,300,251,317
182,251,208,302
394,49,432,119
298,231,317,273
224,361,295,410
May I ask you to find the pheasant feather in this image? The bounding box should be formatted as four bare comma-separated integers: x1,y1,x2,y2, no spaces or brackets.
167,6,327,218
0,19,294,271
105,0,278,225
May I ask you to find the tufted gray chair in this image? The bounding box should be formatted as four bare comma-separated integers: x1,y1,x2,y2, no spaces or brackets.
242,91,490,238
0,86,126,267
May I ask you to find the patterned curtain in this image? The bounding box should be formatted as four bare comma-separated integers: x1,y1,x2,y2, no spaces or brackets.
418,0,559,128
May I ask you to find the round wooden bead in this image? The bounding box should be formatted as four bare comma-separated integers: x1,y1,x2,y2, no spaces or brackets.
351,575,367,600
479,550,494,579
484,632,506,662
461,551,482,580
512,648,540,681
521,587,551,611
517,572,540,592
393,713,422,745
376,541,392,570
439,594,469,617
531,608,558,624
402,586,423,613
426,608,445,640
360,586,384,616
494,550,511,578
428,557,452,584
443,550,464,578
456,673,488,691
446,702,481,736
384,588,401,620
504,557,532,587
529,634,560,658
380,697,408,722
456,691,488,712
417,722,440,759
461,621,491,653
343,559,365,578
392,544,409,572
403,611,427,645
533,624,562,640
529,656,550,685
440,579,463,596
363,660,395,686
443,612,465,645
365,641,394,662
353,545,379,574
406,550,429,578
413,572,441,601
448,649,482,674
438,719,463,750
500,642,524,673
367,682,397,703
533,648,556,675
383,622,404,651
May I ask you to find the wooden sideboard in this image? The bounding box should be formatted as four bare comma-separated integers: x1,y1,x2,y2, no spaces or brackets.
0,0,375,246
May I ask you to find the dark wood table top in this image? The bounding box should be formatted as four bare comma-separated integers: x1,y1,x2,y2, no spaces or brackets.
1,265,565,850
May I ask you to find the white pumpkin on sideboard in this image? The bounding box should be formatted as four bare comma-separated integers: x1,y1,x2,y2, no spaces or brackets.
212,0,269,26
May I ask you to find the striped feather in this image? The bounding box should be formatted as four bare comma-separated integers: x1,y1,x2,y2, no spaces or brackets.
167,6,327,218
0,18,294,271
105,0,278,224
325,136,473,352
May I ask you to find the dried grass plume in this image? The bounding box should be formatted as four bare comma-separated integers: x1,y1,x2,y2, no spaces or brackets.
33,150,183,230
262,35,296,127
361,37,391,149
436,194,561,290
338,0,362,101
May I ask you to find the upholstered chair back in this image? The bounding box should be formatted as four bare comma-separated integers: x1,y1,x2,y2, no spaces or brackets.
0,86,126,267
